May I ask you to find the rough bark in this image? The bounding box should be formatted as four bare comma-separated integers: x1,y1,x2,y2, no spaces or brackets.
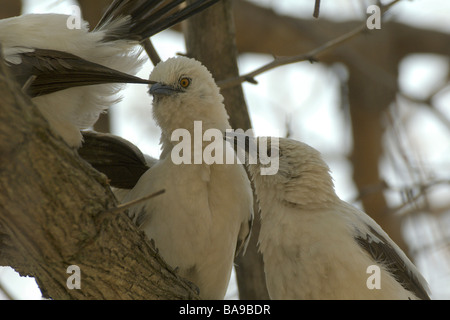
0,0,21,19
0,58,199,300
183,0,270,299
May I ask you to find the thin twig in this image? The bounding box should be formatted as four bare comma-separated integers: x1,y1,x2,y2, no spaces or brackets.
217,24,365,89
351,177,450,216
106,189,165,215
398,81,450,133
388,179,450,215
143,38,162,66
217,0,403,89
381,0,403,14
0,283,15,300
313,0,321,18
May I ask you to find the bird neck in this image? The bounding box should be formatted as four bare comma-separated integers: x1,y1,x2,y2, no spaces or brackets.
284,181,339,210
254,170,340,215
159,119,231,162
153,97,230,136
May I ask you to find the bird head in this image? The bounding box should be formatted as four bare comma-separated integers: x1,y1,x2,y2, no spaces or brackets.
148,56,230,137
226,134,338,207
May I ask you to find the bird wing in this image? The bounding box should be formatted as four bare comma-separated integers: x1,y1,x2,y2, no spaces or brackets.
95,0,221,42
354,223,430,300
6,48,153,97
78,131,153,189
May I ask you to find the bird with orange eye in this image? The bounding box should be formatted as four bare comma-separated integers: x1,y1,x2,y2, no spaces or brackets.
179,77,192,89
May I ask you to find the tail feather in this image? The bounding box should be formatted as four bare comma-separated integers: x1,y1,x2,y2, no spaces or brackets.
131,0,184,34
137,0,218,37
95,0,220,43
9,49,154,97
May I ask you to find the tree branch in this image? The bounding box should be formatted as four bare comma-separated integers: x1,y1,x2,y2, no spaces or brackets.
143,38,162,66
0,58,199,300
217,0,402,89
217,22,366,89
313,0,321,18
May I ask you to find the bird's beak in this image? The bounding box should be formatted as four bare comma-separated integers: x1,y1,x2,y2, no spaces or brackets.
149,82,179,96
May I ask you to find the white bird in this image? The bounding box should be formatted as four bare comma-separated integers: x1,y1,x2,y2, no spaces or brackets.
1,0,219,147
121,56,253,299
228,135,430,300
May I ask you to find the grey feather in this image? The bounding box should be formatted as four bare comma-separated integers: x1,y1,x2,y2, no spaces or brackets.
8,49,153,97
78,131,153,189
355,225,430,300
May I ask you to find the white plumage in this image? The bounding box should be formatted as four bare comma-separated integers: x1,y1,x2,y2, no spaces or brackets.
121,56,253,299
1,13,144,147
237,136,430,300
1,0,219,148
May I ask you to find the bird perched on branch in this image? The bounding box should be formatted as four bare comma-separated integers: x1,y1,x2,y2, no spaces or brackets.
227,134,430,300
0,0,219,147
122,56,253,299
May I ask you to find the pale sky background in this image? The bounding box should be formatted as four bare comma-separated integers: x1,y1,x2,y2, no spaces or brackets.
1,0,449,299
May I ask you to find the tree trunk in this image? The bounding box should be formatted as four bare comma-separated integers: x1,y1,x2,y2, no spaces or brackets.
0,58,199,300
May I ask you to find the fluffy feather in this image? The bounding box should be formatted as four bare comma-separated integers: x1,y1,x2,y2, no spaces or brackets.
121,56,253,299
1,13,141,147
0,0,220,147
244,137,430,300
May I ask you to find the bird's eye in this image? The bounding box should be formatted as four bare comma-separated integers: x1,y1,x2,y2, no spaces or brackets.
179,77,191,88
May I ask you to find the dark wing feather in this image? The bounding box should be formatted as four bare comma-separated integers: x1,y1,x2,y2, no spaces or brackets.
78,131,151,189
95,0,221,42
355,225,430,300
7,48,153,97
